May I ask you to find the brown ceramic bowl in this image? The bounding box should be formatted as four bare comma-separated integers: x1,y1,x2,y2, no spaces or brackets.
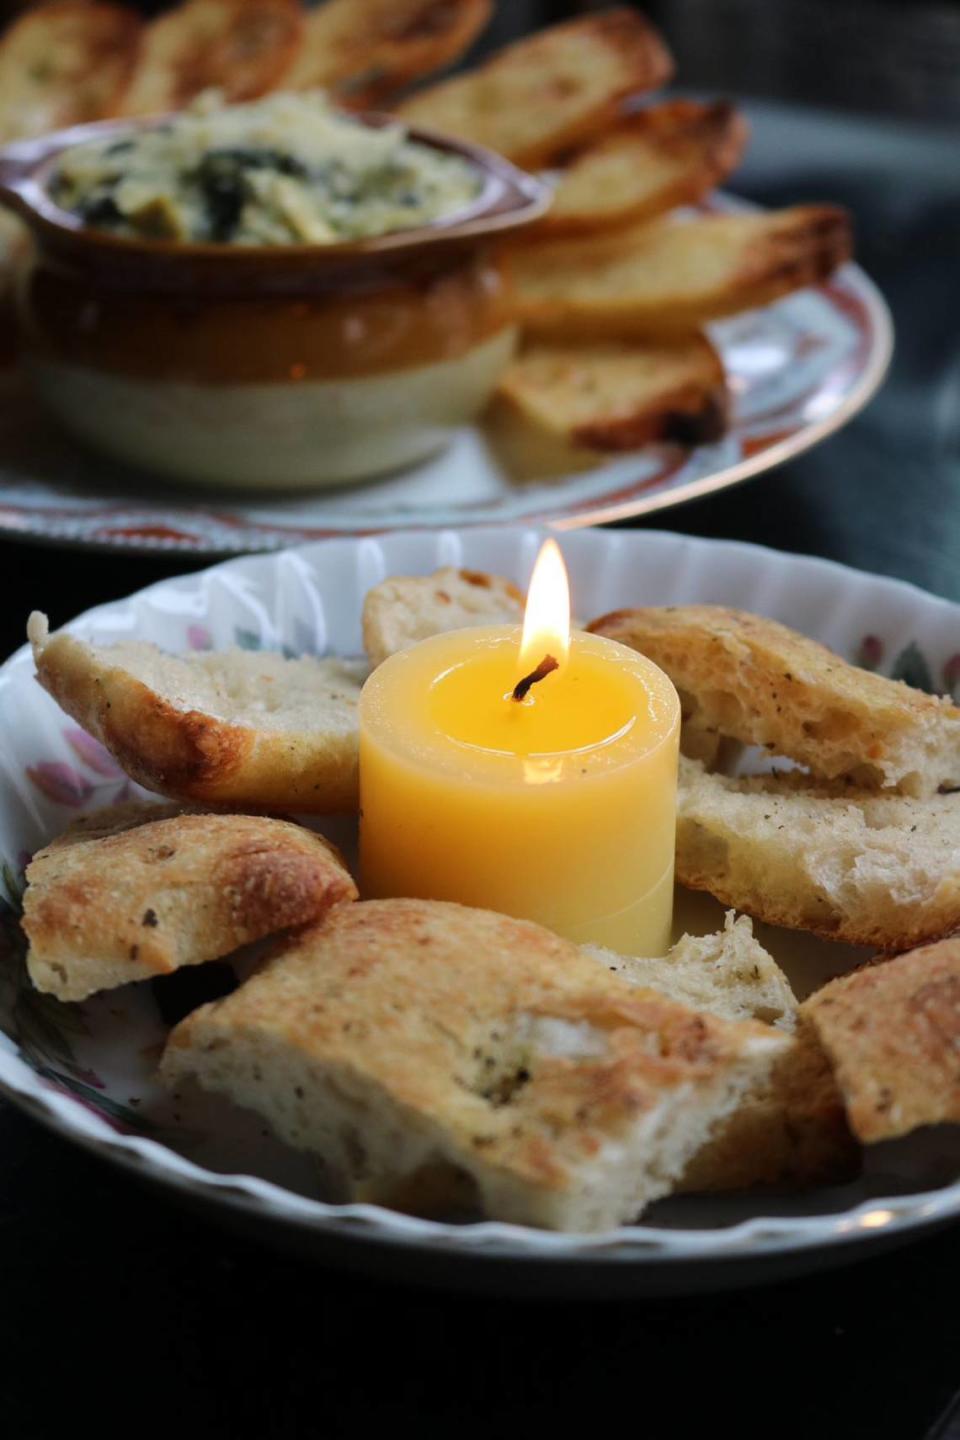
0,114,550,489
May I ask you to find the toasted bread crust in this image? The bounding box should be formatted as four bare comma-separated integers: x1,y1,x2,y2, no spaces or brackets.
538,100,750,238
495,335,728,452
362,567,523,668
29,615,362,812
680,1019,857,1191
283,0,492,106
22,803,357,1001
0,2,141,143
509,207,853,340
676,758,960,951
397,9,674,169
117,0,304,116
802,939,960,1143
588,604,960,795
161,897,786,1229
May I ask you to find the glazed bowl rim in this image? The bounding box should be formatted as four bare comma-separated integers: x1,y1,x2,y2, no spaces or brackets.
0,108,551,262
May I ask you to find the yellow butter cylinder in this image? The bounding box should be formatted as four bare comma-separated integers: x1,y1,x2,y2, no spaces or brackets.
359,626,680,956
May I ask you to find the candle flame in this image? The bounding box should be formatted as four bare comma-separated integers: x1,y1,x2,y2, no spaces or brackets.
519,539,570,672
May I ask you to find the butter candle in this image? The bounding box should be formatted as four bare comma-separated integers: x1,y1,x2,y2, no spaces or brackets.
358,542,680,955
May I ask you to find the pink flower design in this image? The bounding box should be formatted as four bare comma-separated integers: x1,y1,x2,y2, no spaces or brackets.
64,727,123,777
27,762,94,807
857,635,884,671
187,623,213,651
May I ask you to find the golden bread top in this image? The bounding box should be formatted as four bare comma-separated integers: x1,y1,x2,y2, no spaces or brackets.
165,897,784,1194
803,938,960,1143
22,802,356,1000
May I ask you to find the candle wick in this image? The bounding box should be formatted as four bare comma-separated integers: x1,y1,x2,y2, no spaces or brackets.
512,654,559,702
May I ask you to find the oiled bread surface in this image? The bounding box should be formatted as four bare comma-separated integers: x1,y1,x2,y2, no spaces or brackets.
162,897,785,1231
509,207,852,339
22,802,357,1001
28,612,364,812
589,604,960,796
802,937,960,1143
362,568,522,669
676,757,960,951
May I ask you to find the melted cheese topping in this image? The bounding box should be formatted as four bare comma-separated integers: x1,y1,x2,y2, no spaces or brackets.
51,92,482,245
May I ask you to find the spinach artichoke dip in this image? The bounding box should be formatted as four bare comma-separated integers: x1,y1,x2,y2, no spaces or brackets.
51,93,482,245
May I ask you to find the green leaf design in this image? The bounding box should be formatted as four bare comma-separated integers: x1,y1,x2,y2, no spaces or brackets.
234,627,262,651
890,641,937,694
0,858,23,916
34,1066,159,1134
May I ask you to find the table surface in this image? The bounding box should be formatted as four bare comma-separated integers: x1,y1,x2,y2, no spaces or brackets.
2,100,960,1439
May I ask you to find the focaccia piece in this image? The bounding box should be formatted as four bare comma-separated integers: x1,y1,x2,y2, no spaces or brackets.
362,567,523,668
28,612,363,812
540,100,749,237
679,1020,857,1192
803,938,960,1143
676,757,960,951
509,206,852,340
584,911,797,1029
282,0,492,107
397,9,673,169
583,918,855,1191
0,2,140,143
494,334,728,452
22,803,356,1002
117,0,303,116
588,605,960,795
161,898,788,1231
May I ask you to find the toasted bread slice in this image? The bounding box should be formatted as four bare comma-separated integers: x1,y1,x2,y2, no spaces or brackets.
0,2,140,143
584,922,855,1190
161,897,788,1231
397,9,673,169
589,605,960,796
803,938,960,1143
539,100,749,237
509,206,853,340
22,803,356,1002
282,0,492,107
585,911,797,1029
117,0,303,116
494,334,728,452
676,757,960,951
679,1020,857,1192
362,567,523,669
28,613,363,812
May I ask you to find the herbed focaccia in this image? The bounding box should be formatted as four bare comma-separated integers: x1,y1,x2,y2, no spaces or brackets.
508,207,852,340
362,567,523,670
539,100,749,237
584,917,856,1191
802,938,960,1143
678,1019,856,1193
397,9,674,170
676,757,960,951
584,910,797,1030
161,898,788,1232
28,612,364,813
588,605,960,796
22,803,356,1002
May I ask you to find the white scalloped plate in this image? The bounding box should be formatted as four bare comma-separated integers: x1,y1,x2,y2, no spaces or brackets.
2,526,959,1296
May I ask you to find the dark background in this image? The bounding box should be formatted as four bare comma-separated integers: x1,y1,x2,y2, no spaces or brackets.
2,3,960,1437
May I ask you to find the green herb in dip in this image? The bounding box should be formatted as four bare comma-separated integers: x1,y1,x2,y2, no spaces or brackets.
51,92,483,245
